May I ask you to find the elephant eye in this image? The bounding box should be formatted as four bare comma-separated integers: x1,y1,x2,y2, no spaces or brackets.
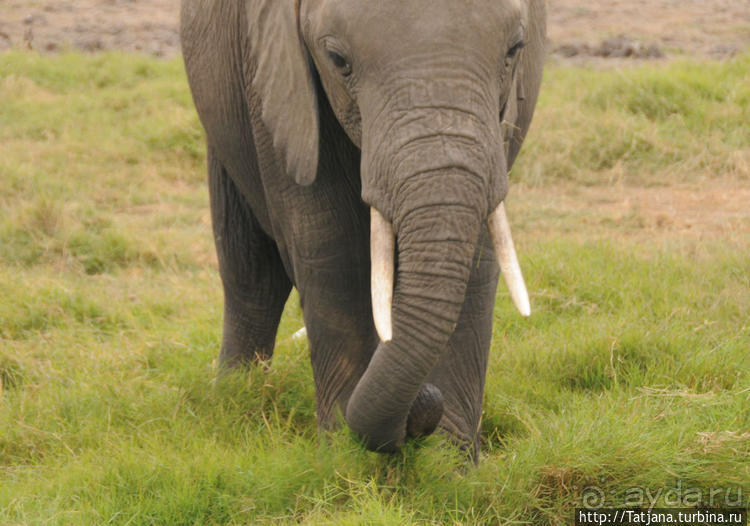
504,40,525,71
506,40,525,60
327,50,352,77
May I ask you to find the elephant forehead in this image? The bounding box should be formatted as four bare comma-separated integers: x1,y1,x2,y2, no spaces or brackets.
306,0,522,55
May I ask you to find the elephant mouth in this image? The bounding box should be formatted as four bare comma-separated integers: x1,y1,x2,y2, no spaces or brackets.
370,201,530,343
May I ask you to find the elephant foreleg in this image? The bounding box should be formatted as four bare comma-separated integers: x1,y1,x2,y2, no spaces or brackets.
286,190,377,429
208,149,292,370
301,273,378,430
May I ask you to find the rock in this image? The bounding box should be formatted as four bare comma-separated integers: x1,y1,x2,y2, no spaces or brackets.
555,43,591,57
76,38,104,52
709,44,738,58
594,35,664,59
554,35,664,60
23,14,47,26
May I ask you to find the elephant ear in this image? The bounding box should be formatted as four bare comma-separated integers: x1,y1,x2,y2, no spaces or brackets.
501,0,546,170
245,0,319,185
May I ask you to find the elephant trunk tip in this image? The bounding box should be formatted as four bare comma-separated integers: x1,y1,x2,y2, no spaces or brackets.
346,383,444,453
406,383,444,439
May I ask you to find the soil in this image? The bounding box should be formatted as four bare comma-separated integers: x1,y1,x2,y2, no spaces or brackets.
1,0,748,243
1,0,748,59
0,0,179,56
513,179,750,245
548,0,750,60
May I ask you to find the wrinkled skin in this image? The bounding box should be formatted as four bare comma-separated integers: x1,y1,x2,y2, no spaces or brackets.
180,0,545,457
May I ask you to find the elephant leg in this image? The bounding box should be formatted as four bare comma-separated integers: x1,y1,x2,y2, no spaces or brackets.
301,271,378,430
426,228,500,458
290,204,377,430
208,149,292,370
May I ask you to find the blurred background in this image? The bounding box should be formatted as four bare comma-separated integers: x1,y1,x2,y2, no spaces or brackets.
1,0,748,59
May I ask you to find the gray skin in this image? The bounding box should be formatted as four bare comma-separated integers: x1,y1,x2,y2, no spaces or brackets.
180,0,545,457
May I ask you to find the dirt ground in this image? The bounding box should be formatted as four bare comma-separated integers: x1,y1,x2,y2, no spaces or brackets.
0,0,179,56
1,0,749,242
513,179,750,245
549,0,750,59
1,0,749,58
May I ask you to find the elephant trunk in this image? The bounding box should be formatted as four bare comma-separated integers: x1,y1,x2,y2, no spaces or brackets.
347,169,486,451
347,74,529,451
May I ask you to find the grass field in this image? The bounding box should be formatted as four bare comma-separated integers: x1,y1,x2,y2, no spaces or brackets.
1,51,748,525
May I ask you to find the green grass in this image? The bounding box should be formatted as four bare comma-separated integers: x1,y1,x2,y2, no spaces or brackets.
515,55,750,186
1,51,748,524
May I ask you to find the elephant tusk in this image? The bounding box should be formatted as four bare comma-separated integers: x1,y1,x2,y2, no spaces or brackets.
370,207,394,342
488,202,531,317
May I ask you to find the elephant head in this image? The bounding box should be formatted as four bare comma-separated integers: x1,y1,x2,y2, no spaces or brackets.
246,0,545,451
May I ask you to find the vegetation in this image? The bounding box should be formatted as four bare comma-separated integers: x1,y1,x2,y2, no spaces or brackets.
515,54,750,186
1,51,748,525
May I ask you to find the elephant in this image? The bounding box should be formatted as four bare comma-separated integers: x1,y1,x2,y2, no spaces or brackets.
180,0,546,457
